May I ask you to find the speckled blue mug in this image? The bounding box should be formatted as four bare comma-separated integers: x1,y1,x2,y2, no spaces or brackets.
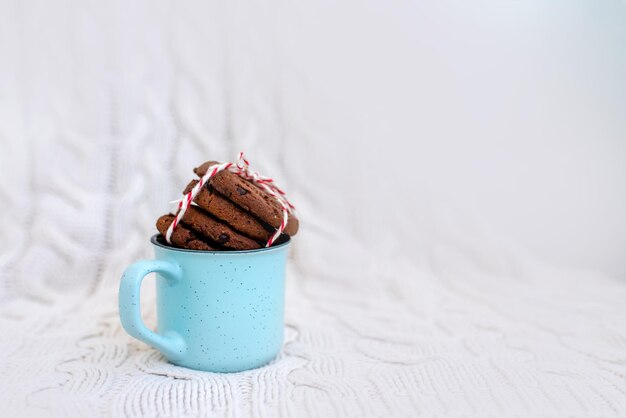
119,234,290,373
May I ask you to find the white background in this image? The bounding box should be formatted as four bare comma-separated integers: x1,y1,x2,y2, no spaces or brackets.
1,1,626,416
2,0,624,277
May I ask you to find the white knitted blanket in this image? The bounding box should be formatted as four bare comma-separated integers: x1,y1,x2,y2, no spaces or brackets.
2,1,626,417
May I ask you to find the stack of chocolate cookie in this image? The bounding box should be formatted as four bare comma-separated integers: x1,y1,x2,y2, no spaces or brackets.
156,161,298,250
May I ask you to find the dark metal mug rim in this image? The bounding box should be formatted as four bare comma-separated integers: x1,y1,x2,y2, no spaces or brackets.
150,234,291,255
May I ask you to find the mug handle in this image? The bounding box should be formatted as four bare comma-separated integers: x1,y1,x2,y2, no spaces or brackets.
119,259,187,360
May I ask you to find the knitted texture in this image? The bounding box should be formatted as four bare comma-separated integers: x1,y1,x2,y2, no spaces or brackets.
1,1,626,417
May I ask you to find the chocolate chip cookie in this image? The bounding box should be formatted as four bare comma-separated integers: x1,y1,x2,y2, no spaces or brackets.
156,159,298,250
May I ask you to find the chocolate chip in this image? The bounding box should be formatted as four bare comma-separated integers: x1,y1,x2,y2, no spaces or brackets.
217,233,229,244
236,186,248,196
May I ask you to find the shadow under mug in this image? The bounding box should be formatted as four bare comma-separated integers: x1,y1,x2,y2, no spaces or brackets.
119,234,290,373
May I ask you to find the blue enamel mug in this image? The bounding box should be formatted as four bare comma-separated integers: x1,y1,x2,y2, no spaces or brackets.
119,234,290,373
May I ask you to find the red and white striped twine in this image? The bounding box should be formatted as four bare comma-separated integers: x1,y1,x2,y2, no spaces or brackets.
165,152,295,247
